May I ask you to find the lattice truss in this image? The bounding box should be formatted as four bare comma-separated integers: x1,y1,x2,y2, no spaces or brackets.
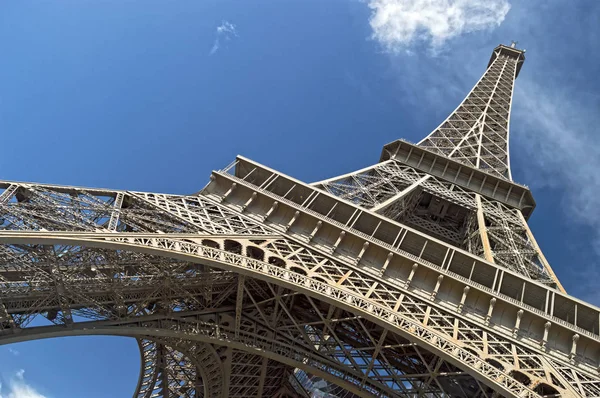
138,336,300,398
0,43,596,397
418,49,522,180
136,336,302,398
136,339,205,398
0,180,598,397
315,160,555,286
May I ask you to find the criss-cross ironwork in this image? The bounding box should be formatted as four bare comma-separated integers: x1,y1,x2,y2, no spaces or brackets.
0,43,597,397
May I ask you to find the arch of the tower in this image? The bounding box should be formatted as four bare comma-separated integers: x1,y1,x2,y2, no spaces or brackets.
3,320,428,397
0,235,577,398
0,271,489,397
134,337,217,397
133,338,302,398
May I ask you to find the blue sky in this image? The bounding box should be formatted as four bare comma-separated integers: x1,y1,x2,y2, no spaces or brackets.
1,0,600,396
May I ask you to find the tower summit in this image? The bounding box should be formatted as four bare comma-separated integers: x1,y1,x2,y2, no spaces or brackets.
409,43,524,180
419,43,524,179
316,43,563,291
419,43,525,180
0,43,599,398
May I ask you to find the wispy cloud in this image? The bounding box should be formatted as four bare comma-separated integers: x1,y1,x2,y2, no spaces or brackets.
513,82,600,225
7,348,19,357
512,80,600,304
362,1,600,303
368,0,510,51
0,369,48,398
209,21,238,56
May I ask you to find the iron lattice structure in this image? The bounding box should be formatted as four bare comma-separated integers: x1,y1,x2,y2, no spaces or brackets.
1,44,599,397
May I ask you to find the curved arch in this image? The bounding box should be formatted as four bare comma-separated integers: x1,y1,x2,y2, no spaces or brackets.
289,266,307,276
533,382,560,397
135,338,201,398
0,324,381,398
202,239,220,249
134,337,224,398
0,233,553,397
246,246,264,261
224,240,242,255
267,256,286,268
484,357,505,371
510,370,532,387
135,339,161,398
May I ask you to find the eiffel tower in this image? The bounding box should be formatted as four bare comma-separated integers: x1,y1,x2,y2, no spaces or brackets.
1,42,599,398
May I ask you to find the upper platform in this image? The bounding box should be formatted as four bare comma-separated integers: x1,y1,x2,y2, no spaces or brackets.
380,139,536,218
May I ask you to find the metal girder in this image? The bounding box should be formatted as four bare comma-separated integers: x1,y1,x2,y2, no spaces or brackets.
0,230,592,397
0,43,596,398
314,158,558,287
212,157,590,340
418,45,525,181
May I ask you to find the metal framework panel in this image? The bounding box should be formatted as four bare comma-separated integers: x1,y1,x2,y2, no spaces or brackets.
0,43,597,398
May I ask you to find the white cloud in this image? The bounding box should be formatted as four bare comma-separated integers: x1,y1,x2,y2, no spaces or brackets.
512,81,600,304
360,0,600,303
7,348,19,356
368,0,510,51
514,82,600,225
209,21,238,56
0,370,48,398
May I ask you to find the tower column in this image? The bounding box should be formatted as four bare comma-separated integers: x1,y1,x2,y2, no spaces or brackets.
475,194,495,263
